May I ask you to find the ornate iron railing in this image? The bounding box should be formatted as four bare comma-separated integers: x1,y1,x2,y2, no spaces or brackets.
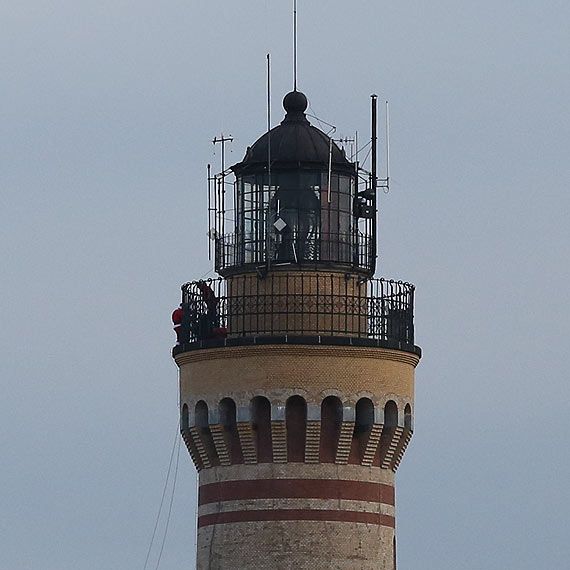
215,231,375,275
177,273,415,349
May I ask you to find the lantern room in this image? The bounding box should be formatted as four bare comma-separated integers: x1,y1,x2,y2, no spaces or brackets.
211,90,376,277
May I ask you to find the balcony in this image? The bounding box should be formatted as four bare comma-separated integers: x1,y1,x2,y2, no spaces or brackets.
173,273,420,356
214,231,375,277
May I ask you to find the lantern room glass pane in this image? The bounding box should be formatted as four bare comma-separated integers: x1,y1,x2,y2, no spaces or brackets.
271,171,320,262
320,173,354,263
233,169,359,269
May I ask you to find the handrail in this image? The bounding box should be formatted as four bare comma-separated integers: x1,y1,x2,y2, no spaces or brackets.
214,231,375,275
178,274,415,348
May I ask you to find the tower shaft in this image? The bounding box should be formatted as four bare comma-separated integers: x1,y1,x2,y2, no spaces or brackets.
176,322,418,569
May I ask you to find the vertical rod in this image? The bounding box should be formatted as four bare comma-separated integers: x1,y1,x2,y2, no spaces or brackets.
371,95,377,193
354,130,359,269
327,138,333,203
293,0,297,91
255,180,258,262
256,265,259,334
267,53,271,186
353,164,358,268
266,53,272,273
355,130,359,162
371,94,378,274
212,134,233,253
214,169,218,247
233,178,238,264
216,177,221,240
207,163,212,261
221,139,226,238
385,101,390,189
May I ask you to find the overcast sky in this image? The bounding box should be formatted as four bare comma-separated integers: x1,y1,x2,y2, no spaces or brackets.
2,1,570,569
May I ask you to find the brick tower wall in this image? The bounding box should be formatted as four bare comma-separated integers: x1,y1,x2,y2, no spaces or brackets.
225,272,368,337
176,344,419,570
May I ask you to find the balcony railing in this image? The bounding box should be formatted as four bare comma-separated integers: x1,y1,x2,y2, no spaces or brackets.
215,231,375,275
175,273,418,354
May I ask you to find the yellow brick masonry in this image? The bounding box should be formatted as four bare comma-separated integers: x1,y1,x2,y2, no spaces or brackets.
176,344,417,569
195,463,398,569
176,344,418,409
197,520,395,570
199,463,395,486
226,272,369,337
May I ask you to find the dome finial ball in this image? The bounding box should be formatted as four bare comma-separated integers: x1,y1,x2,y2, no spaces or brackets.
283,91,308,113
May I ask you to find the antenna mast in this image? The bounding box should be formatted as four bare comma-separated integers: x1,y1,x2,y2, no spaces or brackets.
267,53,271,185
207,163,212,260
385,100,390,191
211,134,233,243
293,0,298,90
371,94,378,268
266,53,273,273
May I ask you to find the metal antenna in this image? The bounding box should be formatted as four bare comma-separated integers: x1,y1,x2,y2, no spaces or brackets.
355,130,359,163
327,137,333,203
212,134,233,176
385,100,390,192
267,53,271,185
371,94,378,269
207,163,212,260
266,53,272,273
212,134,233,240
371,94,377,195
293,0,298,90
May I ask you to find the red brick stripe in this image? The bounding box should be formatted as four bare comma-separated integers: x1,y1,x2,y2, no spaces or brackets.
198,509,395,528
199,479,394,506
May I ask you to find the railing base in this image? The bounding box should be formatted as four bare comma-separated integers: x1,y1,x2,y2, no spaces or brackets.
172,335,421,358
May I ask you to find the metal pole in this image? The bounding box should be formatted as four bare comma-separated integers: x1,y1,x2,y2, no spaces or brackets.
371,94,378,274
221,136,225,238
371,95,377,192
385,100,390,190
267,53,272,273
293,0,297,91
267,53,271,186
207,163,212,261
221,133,225,177
212,134,233,240
218,177,224,238
327,137,333,203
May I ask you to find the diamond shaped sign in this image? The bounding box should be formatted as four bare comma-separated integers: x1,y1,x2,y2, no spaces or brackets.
273,218,287,232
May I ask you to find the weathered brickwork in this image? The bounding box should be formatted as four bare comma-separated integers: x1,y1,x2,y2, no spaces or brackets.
225,272,369,337
198,498,395,518
198,478,394,505
176,344,417,568
199,463,395,486
176,344,417,408
197,520,395,570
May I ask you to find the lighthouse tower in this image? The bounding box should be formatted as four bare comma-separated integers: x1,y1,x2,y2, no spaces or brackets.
173,90,421,569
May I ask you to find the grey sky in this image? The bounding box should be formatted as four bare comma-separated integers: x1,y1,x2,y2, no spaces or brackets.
2,1,569,568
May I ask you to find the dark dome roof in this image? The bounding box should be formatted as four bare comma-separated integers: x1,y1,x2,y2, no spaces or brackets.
232,91,353,175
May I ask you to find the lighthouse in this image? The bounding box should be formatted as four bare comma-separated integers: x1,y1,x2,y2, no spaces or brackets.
173,89,421,569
